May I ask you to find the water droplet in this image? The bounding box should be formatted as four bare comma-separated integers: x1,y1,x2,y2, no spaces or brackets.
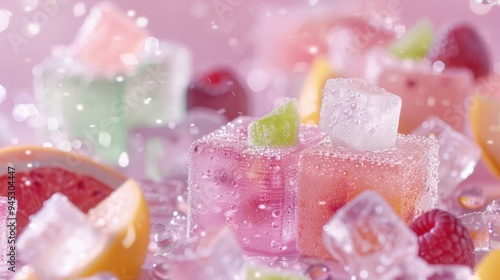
136,17,149,27
151,262,170,279
21,0,39,12
271,240,280,248
243,220,252,228
0,10,12,33
243,237,250,244
152,222,179,249
272,210,282,218
271,222,281,229
459,185,486,210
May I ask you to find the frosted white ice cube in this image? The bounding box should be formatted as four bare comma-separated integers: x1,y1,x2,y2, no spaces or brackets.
319,78,402,151
18,193,102,279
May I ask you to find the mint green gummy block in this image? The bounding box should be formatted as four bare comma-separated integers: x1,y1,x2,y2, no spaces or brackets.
388,19,434,60
246,265,308,280
248,99,300,147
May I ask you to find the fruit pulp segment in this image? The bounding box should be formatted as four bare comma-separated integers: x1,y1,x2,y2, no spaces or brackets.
0,167,114,234
188,117,325,255
296,134,439,258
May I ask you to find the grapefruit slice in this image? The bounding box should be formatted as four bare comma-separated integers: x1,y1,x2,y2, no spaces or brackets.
17,180,149,280
0,146,125,234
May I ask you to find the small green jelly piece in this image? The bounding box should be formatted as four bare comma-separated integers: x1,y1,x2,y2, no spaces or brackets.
248,99,300,147
388,19,434,60
246,265,308,280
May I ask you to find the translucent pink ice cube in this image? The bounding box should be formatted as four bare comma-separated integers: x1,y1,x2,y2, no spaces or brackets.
412,117,481,195
319,78,402,151
166,228,244,280
297,134,439,258
188,116,326,255
322,191,419,279
71,1,150,74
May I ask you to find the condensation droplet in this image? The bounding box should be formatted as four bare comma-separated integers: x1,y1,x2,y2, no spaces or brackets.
459,185,486,210
0,9,12,33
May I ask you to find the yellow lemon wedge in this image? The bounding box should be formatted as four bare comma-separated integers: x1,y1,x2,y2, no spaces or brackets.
298,56,335,125
470,75,500,178
475,250,500,280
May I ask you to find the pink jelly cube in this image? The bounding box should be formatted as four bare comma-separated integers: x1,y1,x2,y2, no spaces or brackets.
366,48,475,134
71,2,150,74
297,134,439,258
188,117,325,255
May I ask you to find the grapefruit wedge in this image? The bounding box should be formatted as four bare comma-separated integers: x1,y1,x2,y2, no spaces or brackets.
0,146,125,233
17,179,150,280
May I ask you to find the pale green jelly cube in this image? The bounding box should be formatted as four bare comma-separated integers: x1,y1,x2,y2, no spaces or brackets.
248,99,300,147
246,265,308,280
388,19,434,60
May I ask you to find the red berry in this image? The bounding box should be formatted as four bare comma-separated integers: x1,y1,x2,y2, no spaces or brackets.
187,68,249,121
427,22,491,79
409,209,475,268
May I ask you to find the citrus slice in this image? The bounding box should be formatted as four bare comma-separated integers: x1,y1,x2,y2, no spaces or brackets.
298,56,335,125
248,99,300,147
82,179,150,279
475,250,500,280
388,19,434,60
470,75,500,178
0,146,125,233
17,180,149,280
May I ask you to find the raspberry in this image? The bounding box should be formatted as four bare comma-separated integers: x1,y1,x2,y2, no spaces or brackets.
409,209,475,268
427,22,491,79
186,68,249,121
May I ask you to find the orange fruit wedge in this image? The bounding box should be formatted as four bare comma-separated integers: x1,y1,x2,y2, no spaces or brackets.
298,56,336,125
17,180,149,280
470,75,500,178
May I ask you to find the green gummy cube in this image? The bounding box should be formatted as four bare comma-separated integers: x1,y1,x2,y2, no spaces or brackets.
388,19,434,60
248,99,300,147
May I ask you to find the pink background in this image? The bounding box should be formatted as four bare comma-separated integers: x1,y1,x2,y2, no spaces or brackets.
0,0,499,92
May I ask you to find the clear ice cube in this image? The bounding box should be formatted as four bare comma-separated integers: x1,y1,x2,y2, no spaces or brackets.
427,265,473,280
127,108,226,182
319,78,402,151
17,193,102,279
125,39,192,128
322,190,419,279
486,199,500,249
166,228,244,280
458,212,489,251
412,116,481,195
